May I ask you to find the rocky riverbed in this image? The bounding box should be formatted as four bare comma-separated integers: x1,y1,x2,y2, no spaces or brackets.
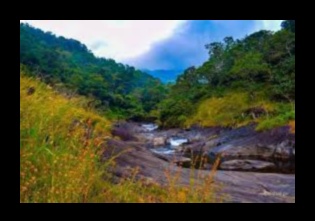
104,122,295,203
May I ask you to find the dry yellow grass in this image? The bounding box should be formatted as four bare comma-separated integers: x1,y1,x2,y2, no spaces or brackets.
20,73,221,203
289,120,295,134
20,74,112,202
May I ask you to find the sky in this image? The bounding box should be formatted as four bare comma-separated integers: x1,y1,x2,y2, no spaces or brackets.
20,20,283,70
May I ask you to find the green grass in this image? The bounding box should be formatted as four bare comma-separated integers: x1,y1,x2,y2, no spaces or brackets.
256,106,295,131
186,90,295,131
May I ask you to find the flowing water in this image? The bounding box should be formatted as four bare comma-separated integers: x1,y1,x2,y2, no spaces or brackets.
141,123,189,155
169,138,188,147
142,123,158,132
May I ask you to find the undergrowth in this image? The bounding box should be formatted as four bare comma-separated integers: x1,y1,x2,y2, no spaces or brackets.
186,91,295,131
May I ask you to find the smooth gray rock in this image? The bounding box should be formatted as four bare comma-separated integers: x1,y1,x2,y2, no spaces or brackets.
105,123,295,202
219,159,276,172
103,139,295,203
152,137,166,146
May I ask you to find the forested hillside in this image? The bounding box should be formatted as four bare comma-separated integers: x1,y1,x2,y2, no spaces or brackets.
20,20,295,203
158,20,295,130
20,23,167,120
20,21,295,130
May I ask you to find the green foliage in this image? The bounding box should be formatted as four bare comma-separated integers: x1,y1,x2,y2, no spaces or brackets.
256,114,290,131
20,23,167,120
187,92,250,127
159,97,195,128
281,20,295,33
230,52,270,82
159,20,295,130
256,103,295,131
183,89,295,131
20,21,295,131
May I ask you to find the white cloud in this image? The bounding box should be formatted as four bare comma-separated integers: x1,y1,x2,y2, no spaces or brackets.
253,20,283,32
20,20,185,62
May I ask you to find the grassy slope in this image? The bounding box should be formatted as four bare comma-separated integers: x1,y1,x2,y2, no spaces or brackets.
20,73,112,202
186,90,295,131
20,73,221,203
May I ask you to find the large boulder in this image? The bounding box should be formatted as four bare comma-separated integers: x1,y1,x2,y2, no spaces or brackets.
208,143,294,173
173,125,296,173
111,122,138,141
153,137,166,146
273,140,295,160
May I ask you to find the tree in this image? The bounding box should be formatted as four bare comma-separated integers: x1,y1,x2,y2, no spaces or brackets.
205,42,224,58
224,36,235,50
159,20,294,128
20,23,167,120
281,20,295,33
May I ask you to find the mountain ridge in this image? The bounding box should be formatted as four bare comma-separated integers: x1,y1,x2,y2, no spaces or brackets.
142,69,184,83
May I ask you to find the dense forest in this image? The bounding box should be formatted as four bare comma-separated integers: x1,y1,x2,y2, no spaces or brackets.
158,20,295,130
20,21,295,130
20,23,167,120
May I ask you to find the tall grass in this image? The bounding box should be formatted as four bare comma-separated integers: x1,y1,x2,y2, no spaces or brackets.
289,120,295,134
186,91,295,131
20,74,112,202
20,73,221,203
93,157,224,203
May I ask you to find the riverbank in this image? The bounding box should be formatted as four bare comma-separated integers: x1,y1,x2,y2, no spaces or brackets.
104,122,295,203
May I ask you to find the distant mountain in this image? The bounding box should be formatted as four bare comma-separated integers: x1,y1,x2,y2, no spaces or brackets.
142,69,184,83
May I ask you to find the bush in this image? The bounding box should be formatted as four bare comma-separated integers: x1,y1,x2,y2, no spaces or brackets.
256,103,294,131
187,92,250,127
